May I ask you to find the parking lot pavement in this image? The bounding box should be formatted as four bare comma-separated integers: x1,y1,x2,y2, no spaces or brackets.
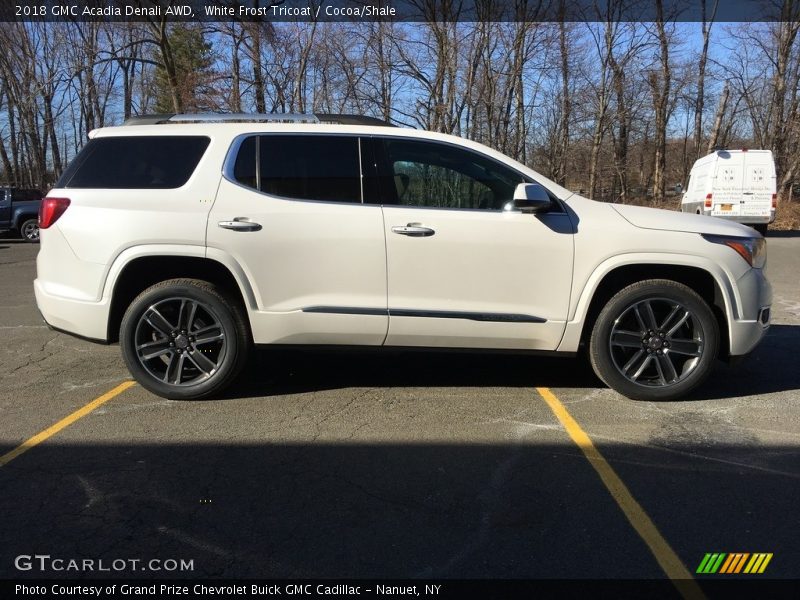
0,236,798,582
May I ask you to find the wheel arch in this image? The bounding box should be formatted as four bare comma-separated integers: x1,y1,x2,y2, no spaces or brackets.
566,260,734,359
13,211,39,231
105,251,256,343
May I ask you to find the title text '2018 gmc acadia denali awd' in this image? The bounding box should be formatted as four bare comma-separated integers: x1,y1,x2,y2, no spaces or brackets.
35,113,772,401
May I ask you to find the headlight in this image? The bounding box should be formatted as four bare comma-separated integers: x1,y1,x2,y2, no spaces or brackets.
702,234,767,268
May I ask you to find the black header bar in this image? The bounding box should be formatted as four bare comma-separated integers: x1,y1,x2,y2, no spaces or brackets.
5,579,800,600
2,0,799,23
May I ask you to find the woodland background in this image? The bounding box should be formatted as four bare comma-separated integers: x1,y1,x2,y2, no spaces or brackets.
2,2,800,220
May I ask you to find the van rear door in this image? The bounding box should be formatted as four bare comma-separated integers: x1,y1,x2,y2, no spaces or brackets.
742,152,774,219
711,152,744,217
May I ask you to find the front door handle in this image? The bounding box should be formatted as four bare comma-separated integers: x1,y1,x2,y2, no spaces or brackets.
391,223,435,237
218,218,262,232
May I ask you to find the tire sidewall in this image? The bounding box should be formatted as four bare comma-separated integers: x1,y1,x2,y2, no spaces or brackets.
590,281,719,401
120,282,244,400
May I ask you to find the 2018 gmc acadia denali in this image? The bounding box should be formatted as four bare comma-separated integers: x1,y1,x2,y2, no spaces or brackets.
34,113,772,401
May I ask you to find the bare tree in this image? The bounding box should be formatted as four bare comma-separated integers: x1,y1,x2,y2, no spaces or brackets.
706,81,729,154
723,9,800,200
554,15,572,186
694,0,718,159
647,0,674,202
584,19,617,199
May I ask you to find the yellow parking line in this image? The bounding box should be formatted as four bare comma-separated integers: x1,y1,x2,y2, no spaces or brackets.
536,387,705,600
0,381,135,468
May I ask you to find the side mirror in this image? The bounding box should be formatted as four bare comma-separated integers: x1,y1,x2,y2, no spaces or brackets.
508,183,552,213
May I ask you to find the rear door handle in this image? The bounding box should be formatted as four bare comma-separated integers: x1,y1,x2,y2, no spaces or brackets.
391,223,435,237
218,218,262,232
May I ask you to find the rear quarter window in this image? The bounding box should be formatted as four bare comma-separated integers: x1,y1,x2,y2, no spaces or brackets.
57,136,210,189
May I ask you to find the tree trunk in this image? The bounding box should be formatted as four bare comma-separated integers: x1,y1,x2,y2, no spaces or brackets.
43,92,62,178
694,1,716,159
769,19,800,200
706,82,729,154
230,24,242,113
588,21,615,200
611,58,628,202
248,23,266,113
0,85,17,185
556,19,571,186
650,2,671,202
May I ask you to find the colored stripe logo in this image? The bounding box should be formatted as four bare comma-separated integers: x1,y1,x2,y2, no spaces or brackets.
696,553,773,574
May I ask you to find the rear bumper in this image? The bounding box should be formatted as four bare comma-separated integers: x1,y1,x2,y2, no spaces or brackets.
710,212,775,225
34,279,110,342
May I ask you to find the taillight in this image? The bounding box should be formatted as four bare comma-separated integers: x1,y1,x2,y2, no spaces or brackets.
704,193,713,208
772,193,777,209
39,197,71,229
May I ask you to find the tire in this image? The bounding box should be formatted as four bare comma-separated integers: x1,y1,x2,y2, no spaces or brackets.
19,218,40,243
589,279,719,401
753,223,768,236
120,278,250,400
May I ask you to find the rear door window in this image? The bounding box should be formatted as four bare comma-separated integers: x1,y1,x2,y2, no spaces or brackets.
57,136,210,189
231,135,362,203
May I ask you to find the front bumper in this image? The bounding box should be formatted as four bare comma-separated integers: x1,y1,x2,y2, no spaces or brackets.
728,267,771,356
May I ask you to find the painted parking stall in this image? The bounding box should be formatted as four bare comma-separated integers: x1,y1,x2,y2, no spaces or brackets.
2,239,800,596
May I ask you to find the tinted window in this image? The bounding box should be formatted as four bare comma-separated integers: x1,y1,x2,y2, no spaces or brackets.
58,136,210,189
380,138,525,210
10,189,41,202
233,136,257,190
232,135,361,203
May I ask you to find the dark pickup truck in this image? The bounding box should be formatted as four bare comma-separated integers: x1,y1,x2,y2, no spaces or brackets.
0,187,43,242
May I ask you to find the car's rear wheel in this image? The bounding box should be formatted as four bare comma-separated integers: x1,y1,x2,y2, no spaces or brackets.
20,218,40,242
589,279,719,401
120,279,249,399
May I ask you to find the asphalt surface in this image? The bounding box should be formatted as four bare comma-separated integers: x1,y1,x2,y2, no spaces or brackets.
0,235,799,584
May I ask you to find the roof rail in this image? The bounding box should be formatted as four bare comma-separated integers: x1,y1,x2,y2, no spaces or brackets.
315,114,395,127
123,114,177,126
123,113,320,125
122,113,395,127
171,113,321,124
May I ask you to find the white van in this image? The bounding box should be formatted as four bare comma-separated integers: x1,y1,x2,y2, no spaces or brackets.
681,149,776,234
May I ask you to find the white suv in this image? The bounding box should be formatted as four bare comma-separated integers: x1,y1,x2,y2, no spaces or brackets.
35,113,772,401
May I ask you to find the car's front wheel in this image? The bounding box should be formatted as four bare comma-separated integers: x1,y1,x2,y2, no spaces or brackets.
589,279,719,401
120,279,250,400
20,218,40,242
